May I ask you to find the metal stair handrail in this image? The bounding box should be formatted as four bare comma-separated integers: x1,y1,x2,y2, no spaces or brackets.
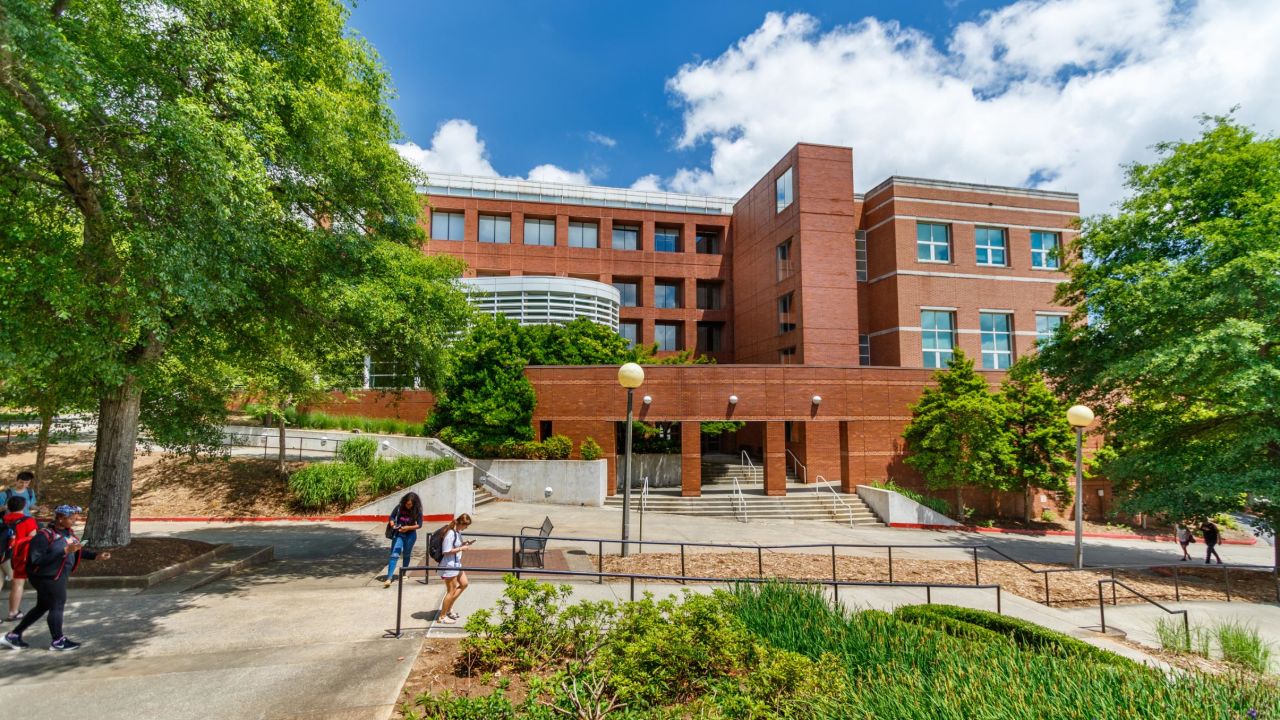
814,475,857,528
424,438,512,494
732,451,753,522
785,449,808,484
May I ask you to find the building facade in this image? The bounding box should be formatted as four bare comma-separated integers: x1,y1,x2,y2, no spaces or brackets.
322,143,1089,516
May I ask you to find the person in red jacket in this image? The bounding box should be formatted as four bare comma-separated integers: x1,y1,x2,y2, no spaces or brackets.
1,505,110,652
3,496,39,621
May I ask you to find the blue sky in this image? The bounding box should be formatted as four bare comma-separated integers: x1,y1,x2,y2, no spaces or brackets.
348,0,1280,212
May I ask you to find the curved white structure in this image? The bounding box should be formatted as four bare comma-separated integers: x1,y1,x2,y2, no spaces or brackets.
460,276,621,330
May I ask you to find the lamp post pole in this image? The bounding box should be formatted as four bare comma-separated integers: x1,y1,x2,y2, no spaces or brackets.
622,386,635,557
1074,426,1084,569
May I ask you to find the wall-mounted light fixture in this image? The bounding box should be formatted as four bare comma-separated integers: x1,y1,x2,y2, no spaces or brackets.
642,395,652,405
811,395,822,405
728,394,739,405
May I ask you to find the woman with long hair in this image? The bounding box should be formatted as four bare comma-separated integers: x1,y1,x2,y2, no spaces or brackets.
436,513,473,624
382,492,423,588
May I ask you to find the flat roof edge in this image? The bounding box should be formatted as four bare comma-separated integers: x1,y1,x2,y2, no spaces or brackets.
420,172,737,215
864,176,1079,202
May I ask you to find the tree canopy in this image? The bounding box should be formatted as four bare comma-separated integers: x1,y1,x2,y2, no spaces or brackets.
0,0,468,545
1002,358,1075,522
1037,116,1280,566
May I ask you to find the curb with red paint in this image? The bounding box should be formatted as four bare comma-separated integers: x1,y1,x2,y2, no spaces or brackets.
887,522,1259,545
133,513,455,523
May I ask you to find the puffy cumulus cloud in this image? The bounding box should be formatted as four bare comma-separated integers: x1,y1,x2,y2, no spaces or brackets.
662,0,1280,212
629,174,663,191
396,119,593,185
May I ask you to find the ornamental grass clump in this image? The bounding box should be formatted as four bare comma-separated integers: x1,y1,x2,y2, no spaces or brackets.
1216,620,1273,674
335,437,378,470
287,462,364,509
367,457,455,496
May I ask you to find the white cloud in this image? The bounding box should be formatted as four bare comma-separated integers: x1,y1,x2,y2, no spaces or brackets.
396,119,594,185
629,174,663,192
586,131,618,148
660,0,1280,212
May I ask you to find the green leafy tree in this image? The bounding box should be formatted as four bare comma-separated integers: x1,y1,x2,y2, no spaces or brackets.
428,315,537,453
1038,116,1280,571
1001,359,1074,522
903,351,1014,515
0,1,467,545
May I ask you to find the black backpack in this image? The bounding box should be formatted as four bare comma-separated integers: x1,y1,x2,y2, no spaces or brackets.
428,525,450,563
0,516,15,560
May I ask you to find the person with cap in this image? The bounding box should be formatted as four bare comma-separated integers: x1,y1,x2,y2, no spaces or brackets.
1,505,110,652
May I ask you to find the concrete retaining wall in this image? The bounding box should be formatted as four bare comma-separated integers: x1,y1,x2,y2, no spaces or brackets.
224,425,454,461
349,468,473,519
616,454,681,488
856,485,958,526
473,459,607,506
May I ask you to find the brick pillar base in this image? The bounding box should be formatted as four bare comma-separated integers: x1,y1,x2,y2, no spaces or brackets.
681,421,701,497
764,421,787,496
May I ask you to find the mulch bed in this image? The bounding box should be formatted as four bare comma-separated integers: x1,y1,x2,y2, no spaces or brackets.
395,637,545,717
73,537,217,577
595,552,1279,608
966,516,1256,543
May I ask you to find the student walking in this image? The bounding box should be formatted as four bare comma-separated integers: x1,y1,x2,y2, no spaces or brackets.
1,471,40,584
2,505,110,652
436,513,474,625
1199,519,1223,564
3,496,40,621
383,492,423,588
1175,523,1196,561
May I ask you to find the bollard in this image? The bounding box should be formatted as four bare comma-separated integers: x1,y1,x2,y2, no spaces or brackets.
630,576,635,601
680,544,687,585
1098,583,1107,633
972,547,980,585
830,545,837,583
888,547,894,584
757,547,764,579
597,541,604,585
1173,566,1180,601
926,585,932,604
1044,574,1051,606
393,567,405,638
996,585,1002,615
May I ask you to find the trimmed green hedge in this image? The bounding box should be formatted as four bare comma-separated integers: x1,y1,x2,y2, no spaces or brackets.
894,604,1140,670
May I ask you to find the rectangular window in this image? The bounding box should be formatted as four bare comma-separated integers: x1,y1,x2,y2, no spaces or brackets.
855,230,868,282
368,355,415,389
776,239,794,281
696,281,723,310
777,292,796,334
654,281,680,309
776,167,793,213
1031,231,1061,269
859,334,871,366
612,281,638,307
539,420,553,442
568,220,598,248
477,214,510,244
779,346,797,364
431,211,465,241
916,222,950,263
980,312,1013,369
697,322,724,353
619,321,639,348
920,310,955,369
524,218,556,246
654,322,680,351
612,223,639,251
975,227,1008,266
1035,313,1064,345
695,230,722,254
654,227,679,253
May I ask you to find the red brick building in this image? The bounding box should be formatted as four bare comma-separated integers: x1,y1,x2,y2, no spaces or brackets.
321,143,1099,516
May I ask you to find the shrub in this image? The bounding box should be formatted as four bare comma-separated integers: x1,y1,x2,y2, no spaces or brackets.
1041,509,1058,522
336,437,378,470
542,433,572,460
367,456,456,496
870,479,951,517
287,462,364,509
579,436,602,461
1216,620,1273,673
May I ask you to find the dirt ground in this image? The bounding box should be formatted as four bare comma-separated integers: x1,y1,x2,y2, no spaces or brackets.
967,515,1256,542
395,637,542,717
597,552,1279,608
0,442,370,517
74,537,216,575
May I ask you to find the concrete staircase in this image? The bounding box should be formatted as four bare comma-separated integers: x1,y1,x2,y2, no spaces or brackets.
474,485,498,508
700,460,798,485
605,481,883,526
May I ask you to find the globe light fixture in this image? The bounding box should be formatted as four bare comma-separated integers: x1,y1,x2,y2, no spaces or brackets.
1066,404,1093,568
618,362,645,389
642,395,652,405
811,395,822,405
728,394,739,405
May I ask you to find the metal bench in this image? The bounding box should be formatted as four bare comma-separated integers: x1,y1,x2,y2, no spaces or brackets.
516,516,554,569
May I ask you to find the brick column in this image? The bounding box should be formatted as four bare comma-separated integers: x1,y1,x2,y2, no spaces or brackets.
800,422,841,483
763,421,787,496
681,421,701,497
838,421,858,493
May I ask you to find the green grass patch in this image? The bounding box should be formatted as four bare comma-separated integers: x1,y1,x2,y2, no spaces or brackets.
335,436,378,470
1216,620,1273,673
287,462,364,509
368,456,456,496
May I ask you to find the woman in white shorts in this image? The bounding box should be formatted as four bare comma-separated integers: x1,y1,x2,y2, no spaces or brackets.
437,513,473,624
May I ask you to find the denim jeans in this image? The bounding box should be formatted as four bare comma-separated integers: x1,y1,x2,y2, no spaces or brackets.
386,530,418,581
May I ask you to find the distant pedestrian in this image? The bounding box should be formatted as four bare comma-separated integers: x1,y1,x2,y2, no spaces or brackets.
0,471,39,518
436,513,474,625
1175,523,1195,561
3,496,40,621
382,492,423,589
2,505,111,652
1199,519,1223,564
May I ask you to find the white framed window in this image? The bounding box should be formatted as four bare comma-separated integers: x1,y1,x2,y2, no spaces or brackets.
612,223,639,250
776,167,793,213
654,322,680,351
524,218,555,246
921,310,955,369
1031,231,1061,269
916,223,950,263
568,221,598,248
654,282,680,309
478,214,510,244
431,211,464,241
975,227,1007,266
1035,313,1065,345
980,312,1013,369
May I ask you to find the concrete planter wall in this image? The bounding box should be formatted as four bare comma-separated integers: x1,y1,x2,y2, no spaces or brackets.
616,454,681,488
473,459,607,506
856,484,958,526
349,468,473,519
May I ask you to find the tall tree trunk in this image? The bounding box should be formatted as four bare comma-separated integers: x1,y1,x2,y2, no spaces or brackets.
84,378,142,548
955,487,964,519
1024,486,1034,524
277,407,288,477
33,409,52,493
